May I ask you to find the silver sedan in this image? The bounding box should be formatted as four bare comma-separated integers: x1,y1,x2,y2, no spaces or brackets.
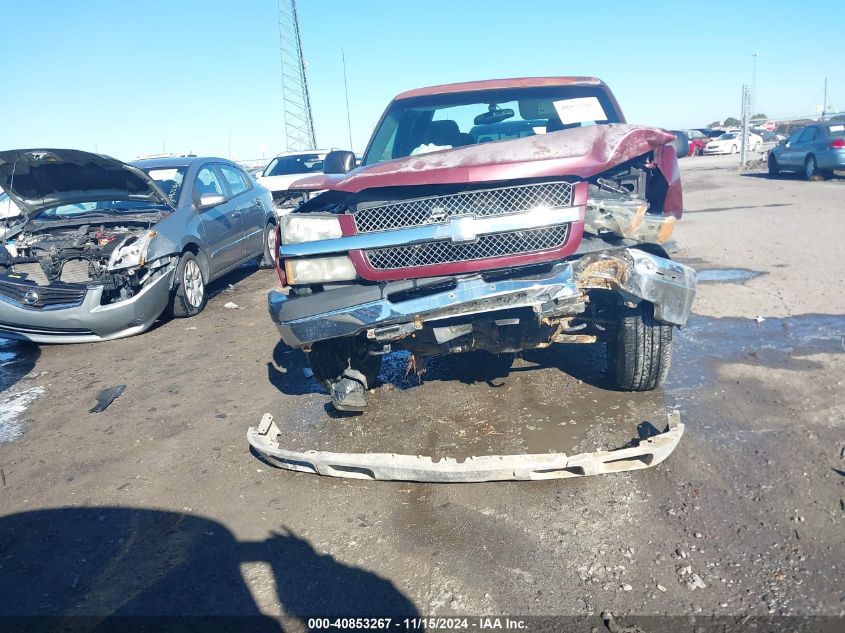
0,150,276,343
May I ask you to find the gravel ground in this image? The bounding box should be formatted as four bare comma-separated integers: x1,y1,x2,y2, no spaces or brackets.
0,155,842,629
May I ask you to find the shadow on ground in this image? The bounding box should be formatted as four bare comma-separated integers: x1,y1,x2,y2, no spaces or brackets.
0,507,419,630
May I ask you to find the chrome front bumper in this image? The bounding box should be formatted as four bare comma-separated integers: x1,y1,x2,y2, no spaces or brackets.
269,248,696,349
0,267,176,344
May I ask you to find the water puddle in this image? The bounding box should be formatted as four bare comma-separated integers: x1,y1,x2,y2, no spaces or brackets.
266,313,845,463
696,268,763,283
0,339,44,443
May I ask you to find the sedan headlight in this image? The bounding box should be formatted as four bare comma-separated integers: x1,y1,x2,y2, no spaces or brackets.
107,230,157,270
281,213,342,244
284,256,357,284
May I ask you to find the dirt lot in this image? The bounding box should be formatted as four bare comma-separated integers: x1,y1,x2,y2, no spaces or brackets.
0,157,843,629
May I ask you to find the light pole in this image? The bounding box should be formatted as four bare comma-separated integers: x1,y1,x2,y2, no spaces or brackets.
751,53,758,117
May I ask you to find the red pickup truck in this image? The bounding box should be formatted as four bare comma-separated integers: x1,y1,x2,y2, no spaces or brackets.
268,77,696,412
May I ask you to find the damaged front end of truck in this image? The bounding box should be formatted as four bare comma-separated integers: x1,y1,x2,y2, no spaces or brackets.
267,121,696,412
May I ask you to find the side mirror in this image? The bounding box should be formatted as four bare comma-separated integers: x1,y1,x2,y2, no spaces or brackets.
323,150,356,175
197,193,226,210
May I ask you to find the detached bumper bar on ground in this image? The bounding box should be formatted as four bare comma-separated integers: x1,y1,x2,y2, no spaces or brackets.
248,411,685,483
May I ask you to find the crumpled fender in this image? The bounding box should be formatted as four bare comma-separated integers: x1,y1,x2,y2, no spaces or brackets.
292,124,676,196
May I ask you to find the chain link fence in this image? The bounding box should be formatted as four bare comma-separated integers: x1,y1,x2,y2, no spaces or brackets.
738,84,845,166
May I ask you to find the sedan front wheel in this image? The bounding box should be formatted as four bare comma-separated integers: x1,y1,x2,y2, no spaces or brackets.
169,252,207,318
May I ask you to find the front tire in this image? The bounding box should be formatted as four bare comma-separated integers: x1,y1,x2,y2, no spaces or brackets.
307,337,382,391
730,145,737,154
169,252,206,318
258,222,278,269
768,153,780,177
804,155,820,181
608,302,673,391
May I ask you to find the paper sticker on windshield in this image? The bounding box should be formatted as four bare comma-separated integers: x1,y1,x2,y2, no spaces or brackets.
552,97,607,125
830,125,844,133
148,169,179,180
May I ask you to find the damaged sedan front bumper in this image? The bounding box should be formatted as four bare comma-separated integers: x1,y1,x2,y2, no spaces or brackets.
0,265,176,343
248,411,685,482
268,247,696,349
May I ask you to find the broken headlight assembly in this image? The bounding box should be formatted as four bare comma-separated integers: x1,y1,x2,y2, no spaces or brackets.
280,213,342,244
584,198,675,244
284,256,357,285
107,230,157,270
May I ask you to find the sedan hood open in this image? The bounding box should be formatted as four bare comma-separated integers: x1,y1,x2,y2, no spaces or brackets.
0,149,174,216
291,124,676,193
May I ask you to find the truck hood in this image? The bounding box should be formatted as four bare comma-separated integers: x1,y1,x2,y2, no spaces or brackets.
291,124,676,193
0,149,174,216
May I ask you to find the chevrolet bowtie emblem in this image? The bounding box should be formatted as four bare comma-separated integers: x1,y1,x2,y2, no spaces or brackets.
446,215,478,243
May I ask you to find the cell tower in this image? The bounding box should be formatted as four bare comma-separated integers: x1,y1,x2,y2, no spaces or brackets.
277,0,316,151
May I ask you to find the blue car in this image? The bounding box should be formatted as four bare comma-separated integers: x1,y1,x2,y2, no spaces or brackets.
768,122,845,179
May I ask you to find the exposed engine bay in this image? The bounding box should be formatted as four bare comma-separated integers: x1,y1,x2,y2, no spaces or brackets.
0,222,155,304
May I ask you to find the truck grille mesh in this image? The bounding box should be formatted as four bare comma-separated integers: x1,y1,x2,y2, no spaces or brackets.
365,225,570,270
353,181,574,233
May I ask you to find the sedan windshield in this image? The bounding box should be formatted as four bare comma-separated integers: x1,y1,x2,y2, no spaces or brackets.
264,154,324,177
143,167,187,204
37,199,169,221
718,133,738,140
363,85,622,166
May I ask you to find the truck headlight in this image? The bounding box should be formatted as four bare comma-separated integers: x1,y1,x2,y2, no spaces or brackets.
107,231,157,270
284,256,357,284
281,213,342,244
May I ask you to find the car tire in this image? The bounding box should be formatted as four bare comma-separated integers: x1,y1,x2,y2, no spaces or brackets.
608,302,672,391
169,252,207,318
804,155,820,181
768,154,780,177
730,145,737,154
258,222,278,269
307,337,382,392
697,147,703,156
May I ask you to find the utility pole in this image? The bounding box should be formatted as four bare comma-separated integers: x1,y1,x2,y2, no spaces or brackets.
751,52,758,117
342,49,353,152
277,0,316,151
822,77,828,121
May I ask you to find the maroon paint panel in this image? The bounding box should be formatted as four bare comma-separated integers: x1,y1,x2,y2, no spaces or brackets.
347,182,588,282
292,125,675,196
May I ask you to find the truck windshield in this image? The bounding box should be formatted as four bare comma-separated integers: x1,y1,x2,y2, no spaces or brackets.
362,85,622,166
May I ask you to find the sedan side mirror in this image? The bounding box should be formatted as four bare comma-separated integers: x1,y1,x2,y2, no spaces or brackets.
197,193,226,210
323,150,356,175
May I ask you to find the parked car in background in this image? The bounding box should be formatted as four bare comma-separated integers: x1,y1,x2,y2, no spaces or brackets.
0,149,275,343
686,129,709,156
703,131,762,155
257,150,329,212
768,122,845,179
669,130,690,159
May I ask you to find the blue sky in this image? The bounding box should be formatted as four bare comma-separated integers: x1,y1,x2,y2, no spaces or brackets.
3,0,843,161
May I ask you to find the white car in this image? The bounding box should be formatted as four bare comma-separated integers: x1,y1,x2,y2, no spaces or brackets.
0,190,22,239
256,150,329,213
703,132,763,155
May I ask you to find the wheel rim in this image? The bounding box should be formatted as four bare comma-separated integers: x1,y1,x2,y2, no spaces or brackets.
183,259,204,307
806,158,815,179
267,227,277,264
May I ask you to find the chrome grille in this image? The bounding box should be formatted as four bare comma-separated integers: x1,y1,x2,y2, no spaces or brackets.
353,181,574,233
365,225,570,270
0,278,86,309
